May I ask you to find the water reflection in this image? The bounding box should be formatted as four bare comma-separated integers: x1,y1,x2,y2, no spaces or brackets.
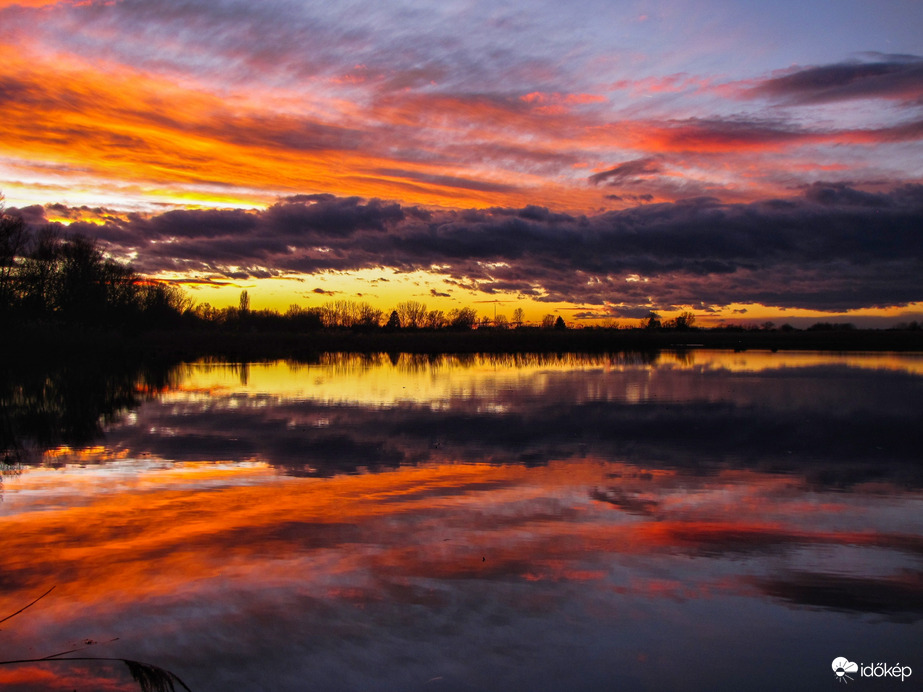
0,359,177,464
80,352,923,486
0,351,921,691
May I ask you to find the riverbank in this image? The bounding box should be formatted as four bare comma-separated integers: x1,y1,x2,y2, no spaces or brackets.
4,324,923,364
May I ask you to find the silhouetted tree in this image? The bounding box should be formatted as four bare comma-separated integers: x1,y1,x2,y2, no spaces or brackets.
317,300,382,328
424,309,447,329
319,300,353,328
385,310,401,330
396,300,427,329
198,302,220,322
50,235,142,325
512,307,525,327
673,311,696,330
447,306,477,329
807,321,856,332
643,311,661,330
0,197,28,319
554,316,567,330
294,306,323,331
2,229,191,329
356,303,383,329
138,281,191,326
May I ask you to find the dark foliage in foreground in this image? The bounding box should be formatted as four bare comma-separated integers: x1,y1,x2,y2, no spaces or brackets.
0,216,190,329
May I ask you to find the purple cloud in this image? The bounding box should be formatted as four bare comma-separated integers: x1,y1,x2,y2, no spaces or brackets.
590,158,663,186
748,55,923,105
13,183,923,313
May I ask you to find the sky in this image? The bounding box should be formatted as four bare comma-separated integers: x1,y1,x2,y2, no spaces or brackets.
1,0,922,325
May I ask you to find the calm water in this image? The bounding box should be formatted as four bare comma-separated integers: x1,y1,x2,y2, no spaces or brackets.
1,351,921,691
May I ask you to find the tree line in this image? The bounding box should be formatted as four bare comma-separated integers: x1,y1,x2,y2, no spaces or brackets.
0,213,190,329
1,204,567,333
0,211,512,332
0,206,706,335
11,211,893,337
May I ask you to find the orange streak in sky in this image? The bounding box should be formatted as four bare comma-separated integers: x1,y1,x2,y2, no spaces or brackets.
0,45,613,211
0,1,60,6
10,37,899,213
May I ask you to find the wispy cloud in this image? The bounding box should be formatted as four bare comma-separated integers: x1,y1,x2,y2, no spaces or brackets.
1,0,922,318
2,2,922,213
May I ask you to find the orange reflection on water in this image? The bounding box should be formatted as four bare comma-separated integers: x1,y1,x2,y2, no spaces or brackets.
3,351,921,690
0,663,139,692
2,451,921,691
2,457,917,616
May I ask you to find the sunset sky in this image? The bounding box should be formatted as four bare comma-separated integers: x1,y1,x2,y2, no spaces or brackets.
1,0,922,324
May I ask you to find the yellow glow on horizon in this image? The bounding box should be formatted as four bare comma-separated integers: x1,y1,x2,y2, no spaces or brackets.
163,270,923,328
687,302,923,328
163,268,580,325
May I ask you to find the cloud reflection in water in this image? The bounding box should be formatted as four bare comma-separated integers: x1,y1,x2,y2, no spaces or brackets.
1,351,921,691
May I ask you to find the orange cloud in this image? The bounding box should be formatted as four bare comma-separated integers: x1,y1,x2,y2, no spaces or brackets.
2,47,588,210
0,1,60,6
610,74,714,95
520,91,607,114
3,30,922,216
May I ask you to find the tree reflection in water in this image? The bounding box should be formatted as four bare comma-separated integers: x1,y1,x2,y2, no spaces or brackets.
0,359,170,464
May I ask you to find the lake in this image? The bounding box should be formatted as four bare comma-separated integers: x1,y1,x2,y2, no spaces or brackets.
1,351,921,691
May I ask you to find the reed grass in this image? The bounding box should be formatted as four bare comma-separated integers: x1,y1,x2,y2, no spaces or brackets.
0,587,193,692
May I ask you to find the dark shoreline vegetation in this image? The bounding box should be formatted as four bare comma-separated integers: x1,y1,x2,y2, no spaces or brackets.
5,322,922,466
4,321,923,365
1,225,922,362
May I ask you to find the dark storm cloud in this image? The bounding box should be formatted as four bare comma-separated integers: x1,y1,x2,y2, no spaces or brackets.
606,193,654,203
750,55,923,104
264,196,406,236
15,183,923,312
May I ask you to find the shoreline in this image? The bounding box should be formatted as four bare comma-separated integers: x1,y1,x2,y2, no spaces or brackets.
4,325,923,364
